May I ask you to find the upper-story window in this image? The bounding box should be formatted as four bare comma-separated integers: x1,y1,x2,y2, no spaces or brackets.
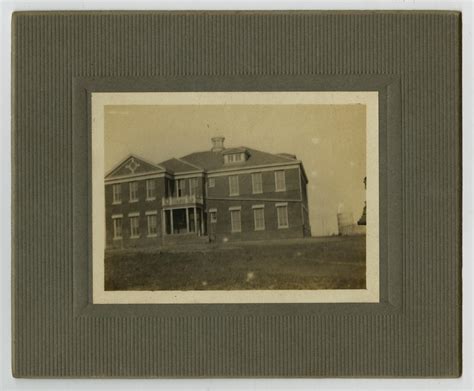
208,177,215,188
129,181,139,202
112,184,122,204
146,179,156,200
252,172,263,194
274,170,286,192
189,178,199,196
176,179,186,197
229,175,239,196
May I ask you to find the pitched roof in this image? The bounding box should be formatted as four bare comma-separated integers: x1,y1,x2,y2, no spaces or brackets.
106,147,301,179
157,157,203,174
180,147,298,171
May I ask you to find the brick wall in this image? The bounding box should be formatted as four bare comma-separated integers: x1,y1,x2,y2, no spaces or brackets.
105,166,310,248
206,199,304,242
207,167,301,200
105,177,166,249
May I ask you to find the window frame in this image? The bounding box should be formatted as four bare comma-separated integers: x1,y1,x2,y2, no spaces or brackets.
189,177,199,196
229,207,242,233
112,214,123,240
228,175,240,196
112,184,122,204
276,202,289,229
208,177,215,188
129,181,139,202
251,172,263,194
146,211,158,237
274,170,286,192
145,179,156,200
177,178,186,197
209,208,217,223
252,205,265,231
129,212,140,238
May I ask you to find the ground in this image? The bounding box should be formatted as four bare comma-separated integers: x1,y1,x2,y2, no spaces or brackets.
105,235,366,291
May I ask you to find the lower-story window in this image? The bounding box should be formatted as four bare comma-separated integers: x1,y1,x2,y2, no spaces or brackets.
209,208,217,223
276,203,289,228
229,207,241,233
146,211,157,236
129,213,140,238
112,215,123,239
253,205,265,231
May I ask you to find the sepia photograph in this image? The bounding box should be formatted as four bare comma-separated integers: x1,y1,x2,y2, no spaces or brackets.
91,92,379,303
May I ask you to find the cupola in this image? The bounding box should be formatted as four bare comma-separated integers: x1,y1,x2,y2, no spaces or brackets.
211,136,225,152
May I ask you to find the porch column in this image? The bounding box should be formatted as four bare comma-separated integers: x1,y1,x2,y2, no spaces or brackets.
186,207,190,233
194,206,198,236
170,209,174,234
162,210,166,235
200,208,204,235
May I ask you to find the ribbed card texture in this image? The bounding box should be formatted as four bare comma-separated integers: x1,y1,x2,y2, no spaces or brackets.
12,12,461,377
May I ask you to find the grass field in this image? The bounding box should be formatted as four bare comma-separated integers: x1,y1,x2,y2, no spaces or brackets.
105,235,366,291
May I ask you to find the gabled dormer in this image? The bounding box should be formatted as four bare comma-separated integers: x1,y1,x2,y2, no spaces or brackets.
222,147,249,164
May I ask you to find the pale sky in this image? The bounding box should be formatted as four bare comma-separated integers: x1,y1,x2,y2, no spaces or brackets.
104,104,366,236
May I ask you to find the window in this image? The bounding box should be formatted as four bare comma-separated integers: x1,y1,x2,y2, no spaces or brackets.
146,211,157,236
208,177,215,188
146,179,156,200
177,179,186,197
112,215,122,239
252,172,263,194
129,181,139,202
112,184,122,204
229,175,239,196
224,153,246,164
189,177,199,196
253,206,265,231
276,203,289,228
275,170,286,192
209,208,217,223
230,208,241,233
165,178,174,197
129,214,140,238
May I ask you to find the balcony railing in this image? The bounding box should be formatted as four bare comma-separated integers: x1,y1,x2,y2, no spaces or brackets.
162,194,204,207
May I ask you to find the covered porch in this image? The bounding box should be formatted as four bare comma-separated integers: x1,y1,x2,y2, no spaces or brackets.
162,206,206,236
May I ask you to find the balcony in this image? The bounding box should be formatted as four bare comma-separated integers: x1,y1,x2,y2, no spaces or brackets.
162,194,204,207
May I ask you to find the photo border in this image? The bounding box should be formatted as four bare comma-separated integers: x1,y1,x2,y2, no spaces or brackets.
72,75,401,316
91,91,379,304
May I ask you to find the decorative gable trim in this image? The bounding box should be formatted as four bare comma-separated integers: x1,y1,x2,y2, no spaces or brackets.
105,154,166,179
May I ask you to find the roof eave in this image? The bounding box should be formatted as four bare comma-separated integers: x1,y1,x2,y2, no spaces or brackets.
207,160,303,174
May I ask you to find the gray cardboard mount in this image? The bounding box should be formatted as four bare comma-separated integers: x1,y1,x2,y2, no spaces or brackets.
12,12,461,377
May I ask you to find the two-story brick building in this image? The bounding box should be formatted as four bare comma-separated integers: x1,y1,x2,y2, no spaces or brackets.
105,137,311,249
